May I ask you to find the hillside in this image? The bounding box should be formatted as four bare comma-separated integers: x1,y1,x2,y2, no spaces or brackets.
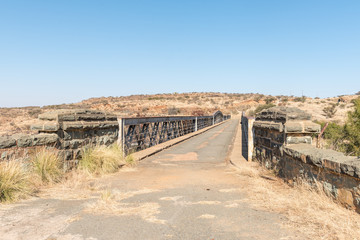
0,92,358,136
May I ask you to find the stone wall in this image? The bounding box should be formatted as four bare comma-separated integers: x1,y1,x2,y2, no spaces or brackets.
0,133,59,161
0,109,119,164
252,107,360,213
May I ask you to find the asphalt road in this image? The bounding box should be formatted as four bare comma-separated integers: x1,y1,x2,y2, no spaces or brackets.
0,120,299,240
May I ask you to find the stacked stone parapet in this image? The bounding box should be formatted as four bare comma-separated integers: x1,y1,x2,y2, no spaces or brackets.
251,107,360,213
0,109,119,164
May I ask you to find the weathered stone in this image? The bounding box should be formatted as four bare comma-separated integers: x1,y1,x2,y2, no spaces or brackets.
323,159,341,173
337,188,355,208
76,114,106,121
31,122,59,132
253,107,360,214
63,131,72,140
253,121,283,132
256,107,312,121
284,122,303,132
340,163,355,177
15,134,33,147
62,122,84,130
323,182,338,198
68,139,85,149
105,115,118,121
39,109,109,122
10,133,59,148
286,136,312,144
63,139,88,149
64,150,73,160
0,136,16,149
38,112,58,121
32,134,59,146
62,121,118,130
304,122,321,132
58,114,76,121
1,151,7,159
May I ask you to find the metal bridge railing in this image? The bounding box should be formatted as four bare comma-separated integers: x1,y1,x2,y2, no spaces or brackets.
118,112,231,155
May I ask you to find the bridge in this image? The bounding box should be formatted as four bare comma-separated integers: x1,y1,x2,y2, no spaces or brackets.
0,108,359,239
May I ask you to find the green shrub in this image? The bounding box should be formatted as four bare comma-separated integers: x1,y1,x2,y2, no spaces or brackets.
31,148,63,184
281,97,289,103
322,103,337,118
319,97,360,156
318,122,346,153
265,97,276,104
0,161,30,202
168,107,181,115
294,96,306,103
343,97,360,156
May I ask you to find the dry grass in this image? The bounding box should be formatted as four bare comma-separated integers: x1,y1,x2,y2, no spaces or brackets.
31,148,63,185
125,154,137,167
232,161,360,240
79,144,125,175
197,214,215,219
85,188,166,224
0,144,135,203
0,161,30,202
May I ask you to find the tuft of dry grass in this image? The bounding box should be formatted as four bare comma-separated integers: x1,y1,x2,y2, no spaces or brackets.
79,144,125,175
31,148,63,184
0,161,30,202
232,161,360,240
85,188,166,224
125,154,137,167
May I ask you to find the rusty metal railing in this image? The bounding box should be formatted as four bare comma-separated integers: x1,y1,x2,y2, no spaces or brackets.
118,111,230,155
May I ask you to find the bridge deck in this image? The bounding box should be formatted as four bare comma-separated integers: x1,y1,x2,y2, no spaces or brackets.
0,120,305,240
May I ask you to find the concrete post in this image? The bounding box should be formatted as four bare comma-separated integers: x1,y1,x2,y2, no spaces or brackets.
195,117,198,132
117,118,125,157
248,118,255,161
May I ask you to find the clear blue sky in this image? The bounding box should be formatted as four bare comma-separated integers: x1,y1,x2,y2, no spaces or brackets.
1,0,359,107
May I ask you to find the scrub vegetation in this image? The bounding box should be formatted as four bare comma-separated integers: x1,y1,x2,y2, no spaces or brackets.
0,143,133,203
319,97,360,156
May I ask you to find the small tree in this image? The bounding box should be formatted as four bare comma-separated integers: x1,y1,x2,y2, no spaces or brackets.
265,97,276,104
320,121,346,153
168,107,181,115
343,97,360,156
322,103,337,118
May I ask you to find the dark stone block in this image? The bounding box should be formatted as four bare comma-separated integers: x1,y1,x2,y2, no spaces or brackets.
16,135,33,147
32,134,59,146
0,136,16,149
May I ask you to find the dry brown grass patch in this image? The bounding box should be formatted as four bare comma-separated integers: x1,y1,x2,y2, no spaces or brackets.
0,160,31,202
85,189,165,224
232,161,360,240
